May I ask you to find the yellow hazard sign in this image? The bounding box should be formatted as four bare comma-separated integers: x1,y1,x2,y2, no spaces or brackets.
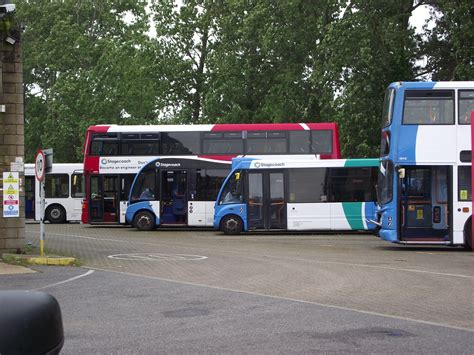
3,173,18,184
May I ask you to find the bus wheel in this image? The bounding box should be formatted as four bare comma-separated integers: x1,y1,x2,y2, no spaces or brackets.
464,219,472,251
133,211,155,231
220,215,243,235
46,205,66,224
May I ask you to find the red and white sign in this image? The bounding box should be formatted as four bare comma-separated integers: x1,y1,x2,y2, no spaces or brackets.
35,150,46,181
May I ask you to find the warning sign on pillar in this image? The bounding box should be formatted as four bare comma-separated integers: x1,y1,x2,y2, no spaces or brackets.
3,172,20,218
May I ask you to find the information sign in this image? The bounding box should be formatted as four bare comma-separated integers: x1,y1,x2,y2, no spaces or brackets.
2,172,19,218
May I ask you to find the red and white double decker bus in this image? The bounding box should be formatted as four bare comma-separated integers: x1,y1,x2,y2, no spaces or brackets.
81,123,341,225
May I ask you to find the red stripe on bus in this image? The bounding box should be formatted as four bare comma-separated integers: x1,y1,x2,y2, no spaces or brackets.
86,125,112,133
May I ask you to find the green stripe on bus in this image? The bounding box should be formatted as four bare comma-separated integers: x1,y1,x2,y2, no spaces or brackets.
344,159,379,167
342,202,364,230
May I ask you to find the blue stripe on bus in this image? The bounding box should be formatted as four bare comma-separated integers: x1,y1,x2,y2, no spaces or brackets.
364,202,377,230
397,125,418,163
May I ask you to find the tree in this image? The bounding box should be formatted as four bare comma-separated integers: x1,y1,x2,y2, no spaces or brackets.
17,0,161,162
421,0,474,80
326,0,420,157
152,0,215,123
205,1,341,124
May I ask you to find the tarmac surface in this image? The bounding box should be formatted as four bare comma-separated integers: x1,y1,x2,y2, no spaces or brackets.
0,223,472,353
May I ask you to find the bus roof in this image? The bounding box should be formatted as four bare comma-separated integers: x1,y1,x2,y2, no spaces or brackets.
86,122,339,133
388,81,474,90
231,157,379,170
24,163,83,175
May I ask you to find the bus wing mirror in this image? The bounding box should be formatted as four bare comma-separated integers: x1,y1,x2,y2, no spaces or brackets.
398,168,405,179
0,291,64,354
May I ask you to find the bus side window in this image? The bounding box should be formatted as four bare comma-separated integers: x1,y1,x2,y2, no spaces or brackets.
458,166,471,201
71,173,85,198
459,90,474,124
45,174,69,198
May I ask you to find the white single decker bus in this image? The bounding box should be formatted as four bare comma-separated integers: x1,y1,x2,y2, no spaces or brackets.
25,163,84,223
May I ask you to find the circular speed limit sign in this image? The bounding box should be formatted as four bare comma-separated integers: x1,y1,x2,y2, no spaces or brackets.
35,150,46,181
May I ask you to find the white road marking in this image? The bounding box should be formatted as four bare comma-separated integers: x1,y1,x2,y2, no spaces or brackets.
85,266,474,333
108,253,207,261
28,231,474,280
32,270,94,291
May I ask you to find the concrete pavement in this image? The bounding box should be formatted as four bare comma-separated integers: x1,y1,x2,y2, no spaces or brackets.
0,261,35,275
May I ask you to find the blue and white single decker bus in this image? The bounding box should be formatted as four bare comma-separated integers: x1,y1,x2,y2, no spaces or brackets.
214,157,379,234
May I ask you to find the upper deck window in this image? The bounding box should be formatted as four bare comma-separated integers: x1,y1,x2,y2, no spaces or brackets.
202,132,244,154
381,88,395,128
162,132,201,155
289,131,310,153
459,90,474,125
246,131,287,154
121,140,160,155
311,130,332,154
403,90,454,125
89,134,119,156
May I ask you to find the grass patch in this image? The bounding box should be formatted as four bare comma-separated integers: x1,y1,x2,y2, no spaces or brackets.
2,254,30,267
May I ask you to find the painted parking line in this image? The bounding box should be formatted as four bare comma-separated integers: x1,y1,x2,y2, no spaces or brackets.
32,270,94,291
108,253,207,261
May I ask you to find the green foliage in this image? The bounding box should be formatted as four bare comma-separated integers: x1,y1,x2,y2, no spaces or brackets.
422,0,474,80
18,0,160,162
18,0,473,160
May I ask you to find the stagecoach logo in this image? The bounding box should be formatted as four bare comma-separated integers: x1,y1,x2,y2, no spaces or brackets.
155,162,181,168
254,162,285,168
99,157,151,173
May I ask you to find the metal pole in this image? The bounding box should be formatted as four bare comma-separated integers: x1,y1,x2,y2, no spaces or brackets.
40,179,45,256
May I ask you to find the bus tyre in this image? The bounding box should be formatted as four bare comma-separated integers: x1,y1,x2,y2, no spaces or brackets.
46,205,66,224
464,219,472,251
133,211,155,231
221,215,243,235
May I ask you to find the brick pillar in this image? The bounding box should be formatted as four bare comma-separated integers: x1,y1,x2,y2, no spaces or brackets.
0,15,25,252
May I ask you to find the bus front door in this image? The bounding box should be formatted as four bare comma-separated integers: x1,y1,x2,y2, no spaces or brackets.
247,171,286,231
160,170,187,225
399,166,450,241
25,176,35,219
89,175,120,223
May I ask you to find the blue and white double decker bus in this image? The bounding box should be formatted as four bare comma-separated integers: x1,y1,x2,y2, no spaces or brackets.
377,81,474,249
214,157,379,234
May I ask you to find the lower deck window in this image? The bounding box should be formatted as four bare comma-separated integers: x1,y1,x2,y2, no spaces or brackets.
458,166,471,201
45,174,69,198
195,169,228,201
288,168,327,203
